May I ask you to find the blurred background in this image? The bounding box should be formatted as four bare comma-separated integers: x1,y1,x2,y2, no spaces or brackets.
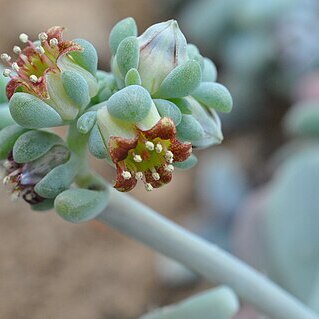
1,0,319,318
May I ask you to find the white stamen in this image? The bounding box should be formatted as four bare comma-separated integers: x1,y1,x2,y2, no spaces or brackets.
1,53,11,62
11,191,20,202
29,75,38,83
3,176,10,185
155,143,163,153
35,46,45,55
49,38,58,47
133,154,142,163
121,171,132,180
38,32,48,42
145,141,154,151
165,164,174,173
12,62,20,72
165,151,174,163
152,172,160,181
19,33,29,43
135,172,143,180
3,69,11,77
24,193,34,201
13,46,22,54
145,183,153,192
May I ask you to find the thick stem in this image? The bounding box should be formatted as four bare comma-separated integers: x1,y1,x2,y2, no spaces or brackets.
66,124,91,185
97,188,319,319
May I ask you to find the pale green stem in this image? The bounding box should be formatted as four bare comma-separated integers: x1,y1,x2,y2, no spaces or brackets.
97,188,319,319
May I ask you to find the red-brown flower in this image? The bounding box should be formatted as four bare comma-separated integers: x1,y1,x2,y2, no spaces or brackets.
2,27,82,100
108,117,192,192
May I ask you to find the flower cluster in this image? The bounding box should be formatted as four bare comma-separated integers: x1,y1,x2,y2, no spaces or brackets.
82,18,232,192
0,18,232,217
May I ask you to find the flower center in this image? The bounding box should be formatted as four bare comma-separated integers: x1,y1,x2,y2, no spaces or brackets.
1,31,61,84
118,134,175,191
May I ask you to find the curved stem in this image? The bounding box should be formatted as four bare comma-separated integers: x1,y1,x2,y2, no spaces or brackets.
97,188,319,319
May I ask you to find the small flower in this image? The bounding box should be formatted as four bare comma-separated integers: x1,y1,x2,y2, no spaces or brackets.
2,145,69,204
96,106,191,192
111,19,201,98
4,27,81,100
3,27,98,122
136,20,188,94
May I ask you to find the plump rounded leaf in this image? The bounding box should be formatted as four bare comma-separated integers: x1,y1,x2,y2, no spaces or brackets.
125,68,142,86
109,17,138,55
284,101,319,136
265,148,319,303
61,70,90,108
10,93,64,128
192,82,233,113
116,36,139,77
35,155,77,198
202,58,217,82
153,99,182,125
140,286,238,319
177,114,204,142
0,104,14,129
13,130,64,163
31,199,54,212
169,98,192,114
0,125,28,160
88,124,109,159
173,154,198,170
107,85,152,122
69,39,98,75
155,60,202,98
55,188,110,223
186,97,223,148
187,43,204,68
77,111,97,134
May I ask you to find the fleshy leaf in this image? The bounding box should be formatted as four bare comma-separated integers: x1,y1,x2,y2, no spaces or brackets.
177,114,205,142
125,68,142,86
154,60,202,98
34,154,77,198
55,188,110,223
61,70,90,109
13,130,64,163
192,82,233,113
107,85,152,122
0,125,28,160
153,99,182,126
109,17,138,55
9,92,64,128
77,111,97,134
69,38,98,75
169,98,193,114
116,36,139,77
88,124,109,159
202,58,217,82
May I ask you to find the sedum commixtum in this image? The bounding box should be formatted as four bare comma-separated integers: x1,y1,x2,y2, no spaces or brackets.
1,17,233,203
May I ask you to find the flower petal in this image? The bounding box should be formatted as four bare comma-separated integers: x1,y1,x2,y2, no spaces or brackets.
108,136,138,163
144,166,172,188
47,26,65,42
170,138,192,162
114,166,137,192
142,117,176,140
